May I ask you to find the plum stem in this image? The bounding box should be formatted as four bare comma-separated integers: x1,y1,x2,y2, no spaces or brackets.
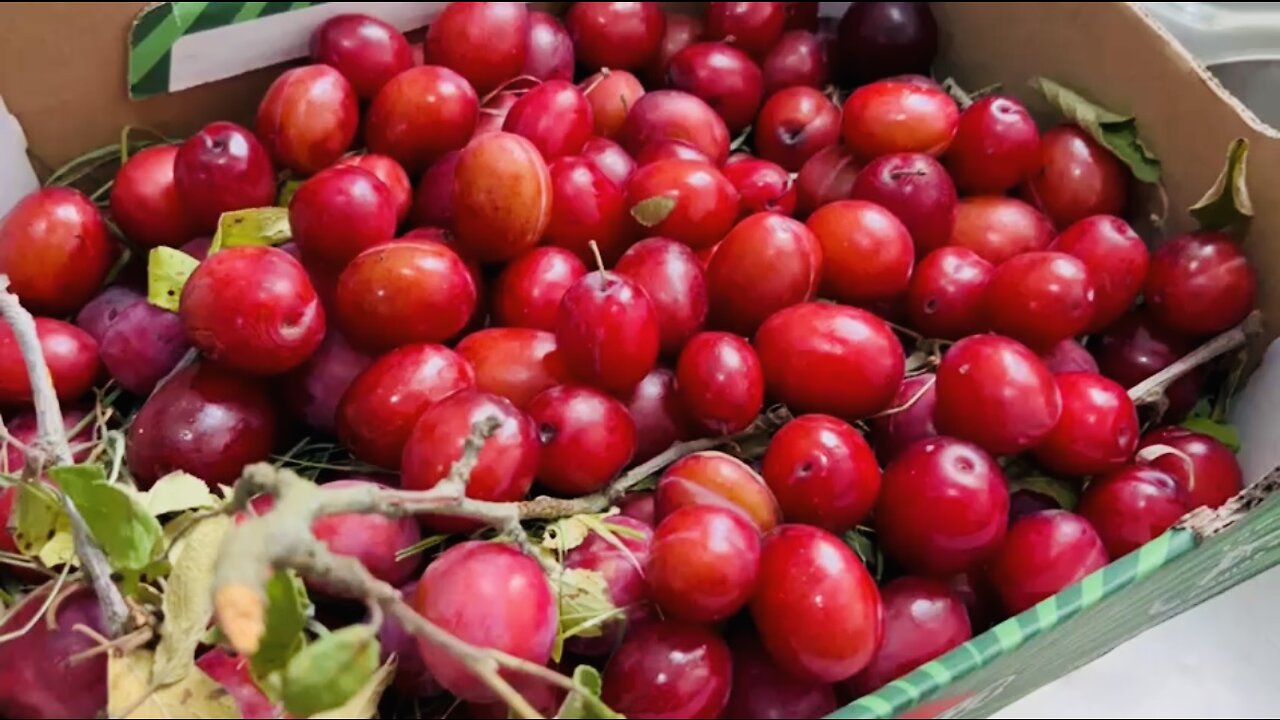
588,240,607,279
0,276,130,638
1127,310,1263,408
1136,443,1199,494
477,74,541,105
870,374,937,419
885,319,925,343
579,68,611,97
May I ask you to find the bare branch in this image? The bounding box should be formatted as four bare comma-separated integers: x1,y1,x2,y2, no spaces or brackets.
1128,310,1263,405
0,277,130,637
0,278,70,464
519,406,792,520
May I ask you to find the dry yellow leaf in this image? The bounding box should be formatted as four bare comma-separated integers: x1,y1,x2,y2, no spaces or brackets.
109,648,241,719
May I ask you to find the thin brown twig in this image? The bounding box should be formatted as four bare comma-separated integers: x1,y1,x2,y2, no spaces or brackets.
1128,310,1262,405
520,407,791,520
0,278,129,637
67,623,154,663
0,565,70,646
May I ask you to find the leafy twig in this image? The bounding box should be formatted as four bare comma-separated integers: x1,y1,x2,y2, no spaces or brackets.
0,278,130,637
214,423,592,719
212,408,792,717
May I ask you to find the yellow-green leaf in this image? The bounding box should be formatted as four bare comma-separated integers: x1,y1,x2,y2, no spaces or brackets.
555,665,624,719
310,657,396,719
250,570,310,677
282,625,380,718
152,515,232,687
630,195,677,227
1031,77,1161,183
277,180,304,209
1189,138,1252,233
37,526,75,567
13,482,65,558
147,246,201,312
553,567,621,662
52,464,162,572
140,471,219,517
209,207,291,255
542,516,594,553
109,648,242,719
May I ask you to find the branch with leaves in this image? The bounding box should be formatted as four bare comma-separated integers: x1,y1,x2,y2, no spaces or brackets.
211,407,789,718
0,277,131,637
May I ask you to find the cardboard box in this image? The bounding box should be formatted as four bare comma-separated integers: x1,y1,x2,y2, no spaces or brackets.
3,2,1279,718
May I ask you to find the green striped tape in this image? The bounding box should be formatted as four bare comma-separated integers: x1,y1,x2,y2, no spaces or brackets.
830,489,1280,719
128,1,327,98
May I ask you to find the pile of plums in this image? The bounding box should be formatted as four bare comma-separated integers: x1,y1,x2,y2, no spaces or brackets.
0,2,1257,719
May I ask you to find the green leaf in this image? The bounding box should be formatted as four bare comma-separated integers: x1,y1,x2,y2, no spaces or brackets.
208,207,291,255
277,180,304,209
200,623,226,648
630,196,677,228
139,471,219,517
1031,77,1161,183
250,570,310,677
1189,138,1252,232
1180,416,1242,453
51,464,162,572
13,483,67,559
1009,470,1080,512
1187,397,1214,420
147,246,201,312
841,527,884,582
282,624,380,718
553,567,621,662
310,657,396,719
555,665,624,719
152,515,232,687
